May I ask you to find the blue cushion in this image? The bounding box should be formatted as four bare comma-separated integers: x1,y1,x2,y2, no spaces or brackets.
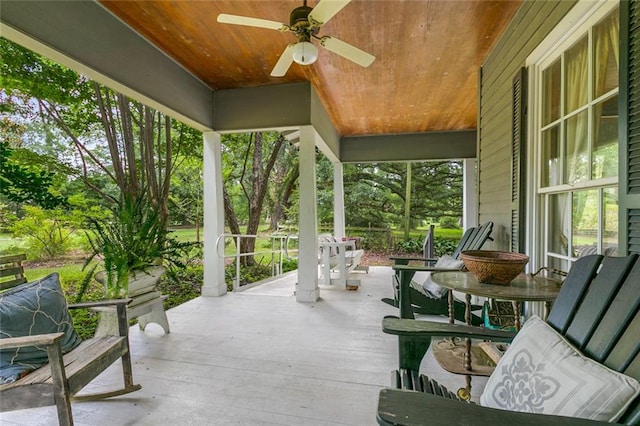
0,273,82,384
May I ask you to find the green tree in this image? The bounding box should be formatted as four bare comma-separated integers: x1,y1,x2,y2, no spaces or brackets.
1,37,202,244
0,141,67,209
222,132,286,265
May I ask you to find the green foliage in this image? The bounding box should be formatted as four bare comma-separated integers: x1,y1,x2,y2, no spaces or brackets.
439,216,461,229
361,229,390,251
280,257,298,273
224,263,272,291
0,203,17,234
159,265,203,309
0,141,67,209
433,236,459,257
84,194,199,298
397,237,424,254
10,205,76,259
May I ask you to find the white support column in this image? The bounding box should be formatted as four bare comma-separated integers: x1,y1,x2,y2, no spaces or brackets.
296,126,320,302
463,159,478,229
333,162,346,239
202,131,227,297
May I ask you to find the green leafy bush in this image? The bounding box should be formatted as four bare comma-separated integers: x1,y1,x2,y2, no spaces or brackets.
396,237,424,254
433,236,459,257
224,263,272,291
439,216,461,229
159,265,203,309
11,205,76,259
361,230,389,251
281,257,298,273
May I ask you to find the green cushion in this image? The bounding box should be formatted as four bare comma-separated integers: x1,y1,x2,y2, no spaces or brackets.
0,272,82,384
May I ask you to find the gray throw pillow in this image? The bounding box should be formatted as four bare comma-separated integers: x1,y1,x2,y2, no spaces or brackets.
0,273,82,384
422,255,464,299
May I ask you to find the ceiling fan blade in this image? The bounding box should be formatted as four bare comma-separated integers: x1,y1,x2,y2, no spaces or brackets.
308,0,351,25
320,36,375,68
217,14,288,31
271,44,296,77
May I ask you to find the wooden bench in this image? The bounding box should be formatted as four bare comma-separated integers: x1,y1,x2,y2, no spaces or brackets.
378,254,640,425
0,253,27,290
0,255,141,425
318,236,368,289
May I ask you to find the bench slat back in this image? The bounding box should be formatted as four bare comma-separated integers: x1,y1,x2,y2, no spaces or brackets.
566,255,638,352
450,221,494,260
546,254,602,334
0,254,27,291
545,254,640,424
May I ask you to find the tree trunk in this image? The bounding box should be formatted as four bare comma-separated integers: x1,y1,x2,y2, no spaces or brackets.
404,162,412,241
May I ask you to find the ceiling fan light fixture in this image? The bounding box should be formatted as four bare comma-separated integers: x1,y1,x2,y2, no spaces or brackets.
292,41,318,65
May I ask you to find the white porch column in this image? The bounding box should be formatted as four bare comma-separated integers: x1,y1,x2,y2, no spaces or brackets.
296,125,320,302
462,159,478,229
202,131,227,297
333,162,346,238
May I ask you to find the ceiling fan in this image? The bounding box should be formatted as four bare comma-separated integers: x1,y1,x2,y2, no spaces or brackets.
217,0,375,77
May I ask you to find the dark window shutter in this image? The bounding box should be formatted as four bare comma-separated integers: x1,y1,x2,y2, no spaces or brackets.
511,67,527,253
621,1,640,255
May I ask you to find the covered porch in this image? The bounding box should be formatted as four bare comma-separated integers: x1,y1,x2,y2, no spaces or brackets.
0,267,487,425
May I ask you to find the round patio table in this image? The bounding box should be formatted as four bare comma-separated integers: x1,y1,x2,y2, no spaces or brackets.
431,271,562,329
429,270,562,399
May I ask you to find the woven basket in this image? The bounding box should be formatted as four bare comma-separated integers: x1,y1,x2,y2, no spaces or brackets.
461,250,529,285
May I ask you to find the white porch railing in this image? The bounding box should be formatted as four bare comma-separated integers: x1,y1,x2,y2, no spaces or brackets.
215,233,299,291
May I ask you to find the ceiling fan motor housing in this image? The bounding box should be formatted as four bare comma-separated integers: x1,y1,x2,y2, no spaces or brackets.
290,5,314,32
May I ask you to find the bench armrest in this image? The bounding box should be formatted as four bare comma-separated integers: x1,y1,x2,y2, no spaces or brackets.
67,298,132,310
389,256,438,264
377,389,608,426
0,332,64,350
391,264,460,273
382,317,515,342
68,298,132,337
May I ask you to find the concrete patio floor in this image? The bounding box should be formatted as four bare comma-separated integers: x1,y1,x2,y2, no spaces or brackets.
1,266,487,425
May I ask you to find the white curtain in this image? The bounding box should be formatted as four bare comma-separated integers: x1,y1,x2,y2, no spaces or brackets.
593,12,620,180
564,37,589,185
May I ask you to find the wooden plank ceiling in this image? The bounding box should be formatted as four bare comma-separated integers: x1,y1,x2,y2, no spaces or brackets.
100,0,522,137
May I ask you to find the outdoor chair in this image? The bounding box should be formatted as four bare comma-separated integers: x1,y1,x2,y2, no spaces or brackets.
382,222,493,324
377,254,640,425
0,256,141,426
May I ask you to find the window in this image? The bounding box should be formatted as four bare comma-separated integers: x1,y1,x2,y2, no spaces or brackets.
532,3,619,271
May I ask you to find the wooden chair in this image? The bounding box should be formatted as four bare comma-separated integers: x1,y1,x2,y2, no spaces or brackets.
382,222,493,324
377,254,640,425
0,255,141,426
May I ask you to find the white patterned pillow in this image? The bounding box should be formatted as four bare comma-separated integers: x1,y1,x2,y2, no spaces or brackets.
480,315,640,422
422,255,463,299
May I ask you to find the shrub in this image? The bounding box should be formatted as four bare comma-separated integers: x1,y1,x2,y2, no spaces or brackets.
433,236,459,257
361,230,389,251
224,263,272,291
281,257,298,273
396,237,424,254
439,216,461,229
159,265,203,309
11,206,76,259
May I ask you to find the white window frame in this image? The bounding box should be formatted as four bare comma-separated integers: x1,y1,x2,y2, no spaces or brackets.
525,0,619,271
